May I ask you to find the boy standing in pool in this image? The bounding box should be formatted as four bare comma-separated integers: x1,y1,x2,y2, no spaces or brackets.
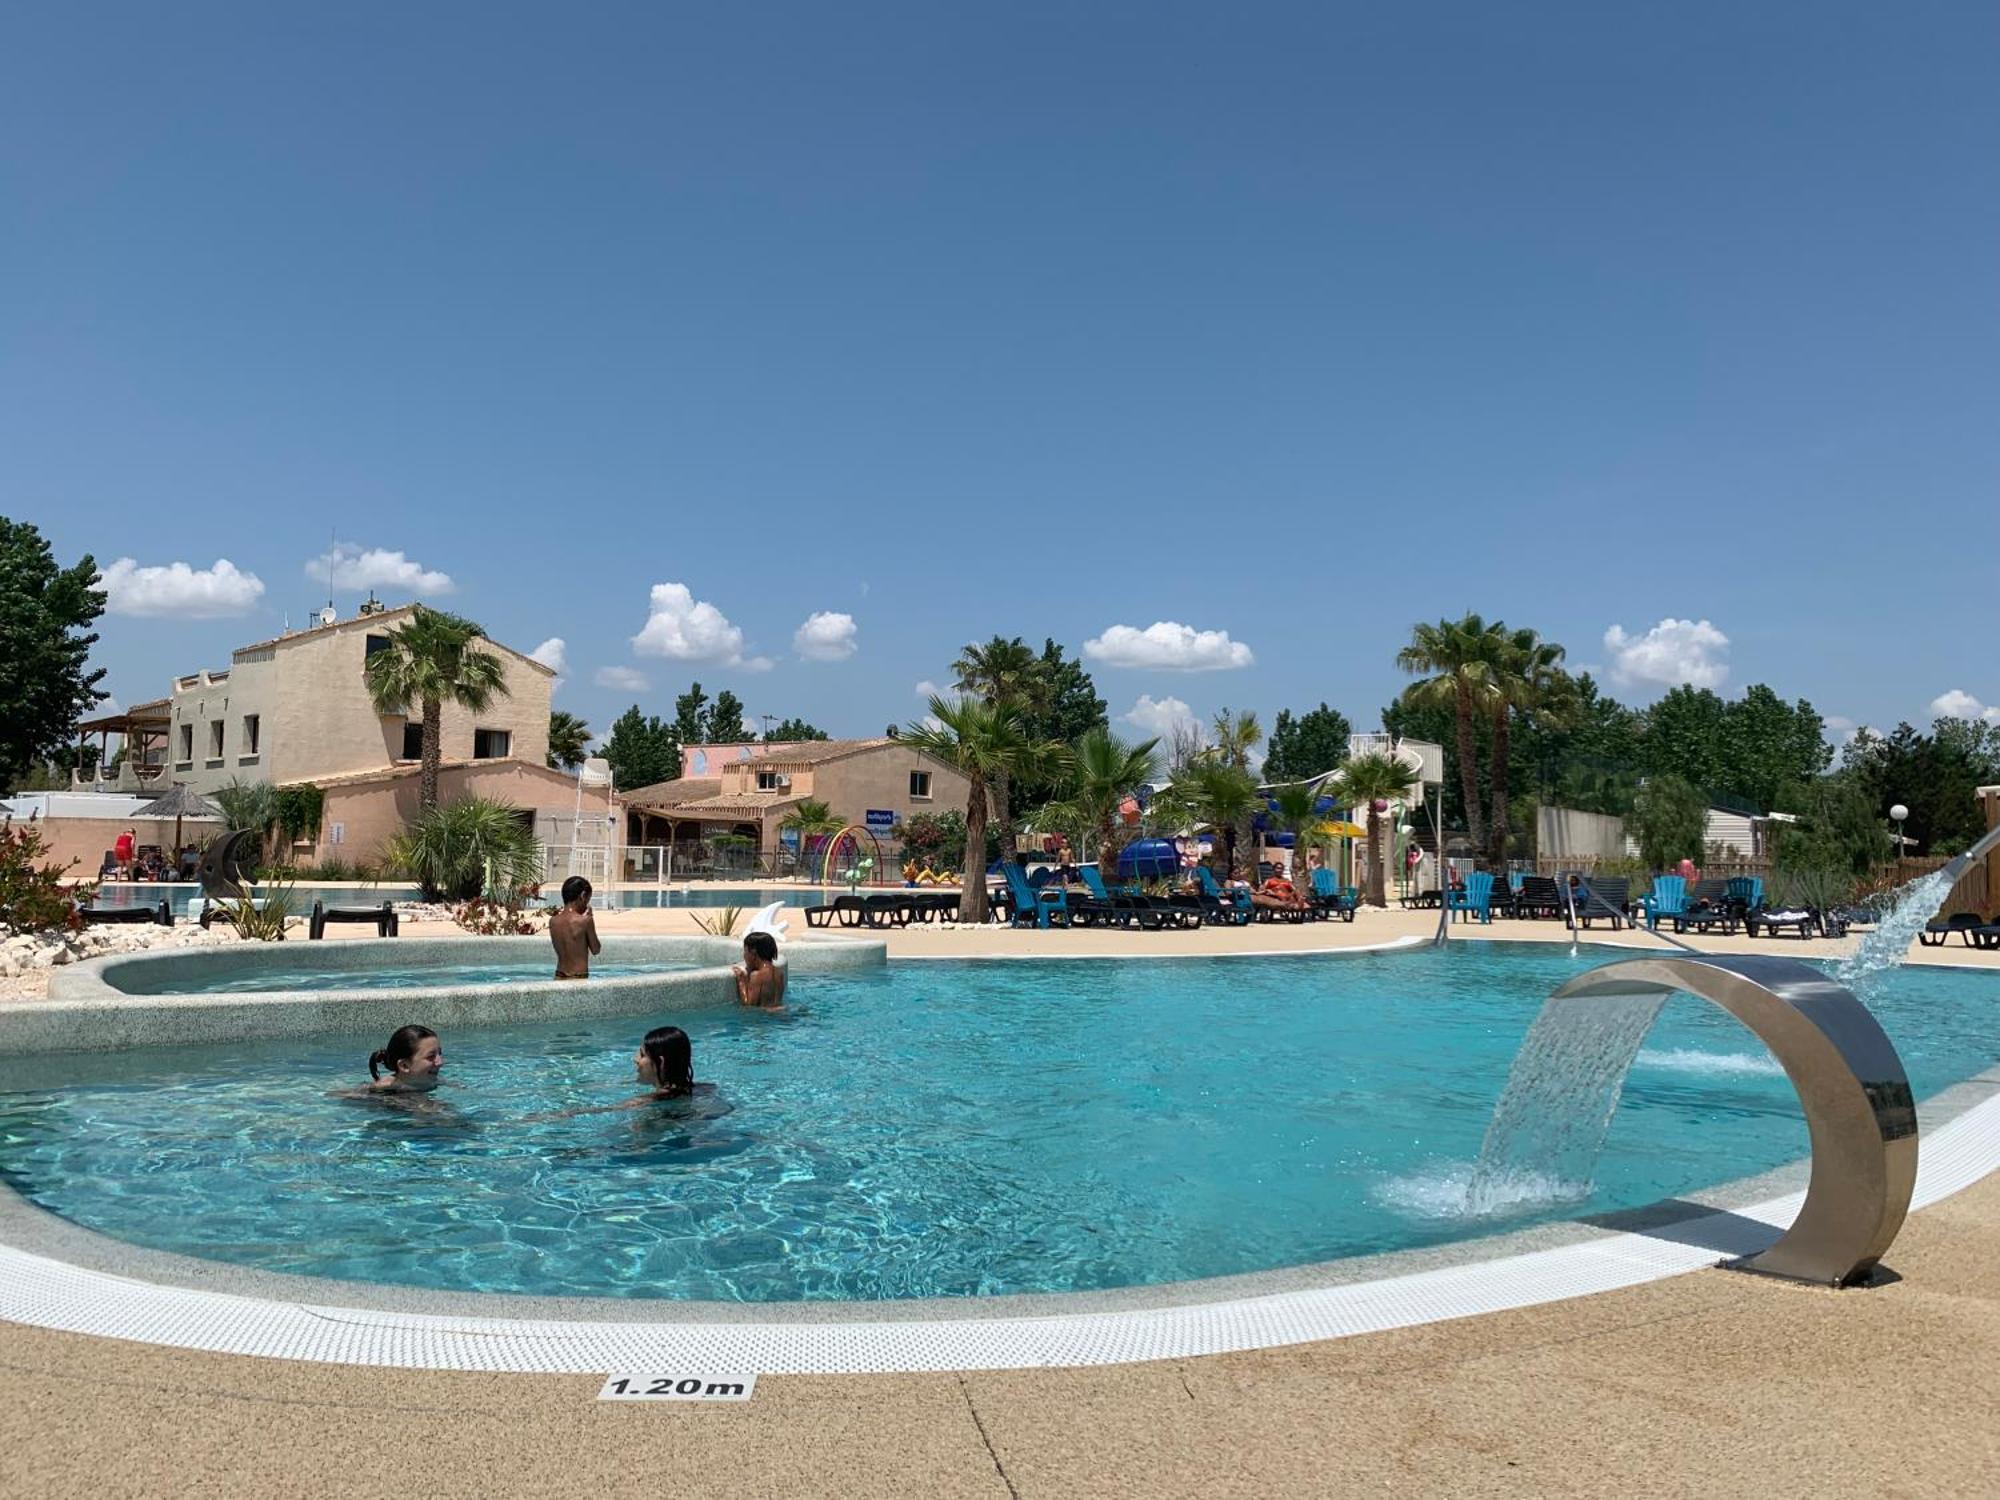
550,876,601,979
733,931,786,1008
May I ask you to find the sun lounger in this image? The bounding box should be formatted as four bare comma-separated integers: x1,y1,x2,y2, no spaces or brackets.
77,900,173,927
804,895,866,928
1001,863,1071,929
859,894,916,928
1919,913,1984,948
1512,876,1564,918
308,900,399,940
1574,876,1631,929
1745,906,1815,939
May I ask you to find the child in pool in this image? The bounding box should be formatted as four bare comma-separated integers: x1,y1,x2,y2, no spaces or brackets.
362,1024,445,1093
522,1025,713,1120
732,932,786,1009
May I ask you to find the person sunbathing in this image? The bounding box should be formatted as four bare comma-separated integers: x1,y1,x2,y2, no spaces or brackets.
1250,876,1309,914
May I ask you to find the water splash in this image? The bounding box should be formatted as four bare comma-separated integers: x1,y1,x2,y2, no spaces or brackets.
1464,989,1666,1215
1374,1163,1592,1220
1636,1047,1783,1078
1835,868,1954,990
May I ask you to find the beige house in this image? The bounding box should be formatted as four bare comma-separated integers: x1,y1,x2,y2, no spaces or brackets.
622,738,970,870
69,601,606,872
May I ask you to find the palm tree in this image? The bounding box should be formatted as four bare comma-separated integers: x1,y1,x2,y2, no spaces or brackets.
1158,759,1262,880
902,695,1064,923
951,636,1048,859
1267,781,1330,890
547,711,590,771
1206,708,1262,877
363,606,511,810
1484,626,1566,865
777,797,844,876
1396,615,1496,854
1039,727,1159,870
1332,751,1419,907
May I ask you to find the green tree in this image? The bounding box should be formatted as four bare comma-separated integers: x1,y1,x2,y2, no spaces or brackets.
601,706,680,792
777,797,845,872
386,795,543,901
1266,781,1330,889
952,636,1049,858
1263,703,1353,783
362,606,510,810
673,683,710,746
1009,638,1109,813
1628,774,1709,869
707,689,748,744
0,519,107,789
1157,758,1262,881
547,711,590,771
1712,685,1830,810
1485,626,1566,865
1842,720,1990,854
1331,750,1419,908
1397,615,1498,853
902,695,1064,922
765,717,829,742
1040,726,1160,870
1770,777,1887,876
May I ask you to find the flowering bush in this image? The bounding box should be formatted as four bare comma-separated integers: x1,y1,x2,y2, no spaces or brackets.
451,896,548,936
0,823,85,934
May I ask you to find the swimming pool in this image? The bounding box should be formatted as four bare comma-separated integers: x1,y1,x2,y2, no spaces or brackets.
2,944,1993,1302
88,882,838,916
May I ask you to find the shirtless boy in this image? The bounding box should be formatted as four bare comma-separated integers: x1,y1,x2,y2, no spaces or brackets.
732,931,786,1009
550,875,602,979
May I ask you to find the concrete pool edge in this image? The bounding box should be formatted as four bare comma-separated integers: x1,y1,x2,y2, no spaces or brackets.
2,1067,1996,1373
12,934,887,1054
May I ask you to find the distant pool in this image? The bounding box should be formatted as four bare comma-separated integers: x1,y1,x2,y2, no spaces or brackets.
5,944,1996,1303
87,882,835,916
140,961,698,994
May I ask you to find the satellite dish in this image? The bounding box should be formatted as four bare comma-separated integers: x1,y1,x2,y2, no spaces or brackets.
318,607,337,627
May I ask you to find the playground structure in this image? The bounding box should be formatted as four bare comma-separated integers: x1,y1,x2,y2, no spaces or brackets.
812,824,889,886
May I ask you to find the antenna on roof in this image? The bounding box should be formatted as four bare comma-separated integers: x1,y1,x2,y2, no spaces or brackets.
326,526,337,615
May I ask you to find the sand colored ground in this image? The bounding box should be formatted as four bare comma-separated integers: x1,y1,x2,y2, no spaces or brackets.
3,894,1996,1496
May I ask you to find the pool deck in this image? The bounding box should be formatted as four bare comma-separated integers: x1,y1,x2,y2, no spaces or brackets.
3,899,1997,1495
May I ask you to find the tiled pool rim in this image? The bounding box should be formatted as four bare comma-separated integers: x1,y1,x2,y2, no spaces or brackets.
2,941,1997,1373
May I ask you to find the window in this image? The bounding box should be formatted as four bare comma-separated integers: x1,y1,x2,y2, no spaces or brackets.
177,725,194,764
242,714,260,756
207,721,225,759
401,723,424,760
364,634,392,659
757,770,783,791
473,728,511,760
909,770,933,800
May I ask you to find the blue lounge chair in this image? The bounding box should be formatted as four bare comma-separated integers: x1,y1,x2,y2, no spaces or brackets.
1000,862,1070,929
1447,871,1495,924
1725,876,1764,916
1641,875,1688,932
1309,868,1357,923
1192,865,1255,925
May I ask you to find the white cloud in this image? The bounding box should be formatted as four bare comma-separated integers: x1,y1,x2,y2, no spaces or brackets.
99,558,266,618
528,636,567,675
1603,618,1730,692
305,544,454,596
1122,693,1199,739
1823,715,1856,732
793,610,858,662
1929,688,2000,724
593,665,651,692
630,582,771,670
1084,621,1254,671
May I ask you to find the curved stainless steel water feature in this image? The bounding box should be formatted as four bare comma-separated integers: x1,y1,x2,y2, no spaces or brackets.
1550,954,1917,1286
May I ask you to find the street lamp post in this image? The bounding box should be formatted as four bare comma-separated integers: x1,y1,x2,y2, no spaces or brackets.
1890,802,1909,867
1397,820,1414,897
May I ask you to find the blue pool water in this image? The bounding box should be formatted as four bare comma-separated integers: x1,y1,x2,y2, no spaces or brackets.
136,962,697,994
92,882,833,915
0,944,1993,1302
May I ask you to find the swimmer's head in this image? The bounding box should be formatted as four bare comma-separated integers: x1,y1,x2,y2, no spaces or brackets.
742,931,777,967
561,875,592,911
369,1024,442,1088
635,1025,693,1095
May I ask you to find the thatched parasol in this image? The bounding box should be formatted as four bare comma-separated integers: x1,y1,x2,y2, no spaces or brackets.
134,783,222,855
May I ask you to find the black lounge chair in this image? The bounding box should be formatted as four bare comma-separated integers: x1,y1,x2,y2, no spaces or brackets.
1512,876,1564,919
1919,913,1984,948
1745,905,1816,939
1970,918,2000,951
909,891,962,923
78,900,173,927
309,900,399,940
1399,888,1442,910
859,894,915,929
1574,876,1631,930
804,895,866,928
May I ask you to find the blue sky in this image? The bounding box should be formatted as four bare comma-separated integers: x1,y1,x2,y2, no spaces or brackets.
6,2,1996,750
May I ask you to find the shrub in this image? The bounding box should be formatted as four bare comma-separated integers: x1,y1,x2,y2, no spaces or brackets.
274,784,324,845
451,896,544,935
0,823,84,933
691,906,743,937
387,796,543,901
1627,775,1708,870
217,885,293,941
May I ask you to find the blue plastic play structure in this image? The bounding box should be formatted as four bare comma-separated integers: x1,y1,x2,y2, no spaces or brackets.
1116,838,1182,882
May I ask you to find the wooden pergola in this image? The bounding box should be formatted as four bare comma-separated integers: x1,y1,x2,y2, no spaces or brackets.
73,698,171,783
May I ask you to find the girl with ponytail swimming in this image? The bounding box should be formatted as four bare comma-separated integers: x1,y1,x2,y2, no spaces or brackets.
363,1024,445,1093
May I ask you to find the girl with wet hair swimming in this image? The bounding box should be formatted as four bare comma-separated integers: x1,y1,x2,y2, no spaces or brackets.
365,1024,445,1092
635,1025,694,1099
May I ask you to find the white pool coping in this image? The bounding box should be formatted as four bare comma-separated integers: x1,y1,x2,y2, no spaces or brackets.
3,941,1997,1374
